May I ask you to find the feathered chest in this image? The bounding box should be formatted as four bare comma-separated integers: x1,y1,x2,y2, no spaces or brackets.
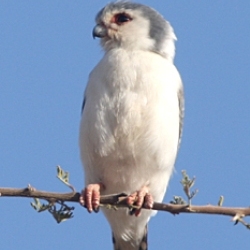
82,49,180,160
91,71,149,158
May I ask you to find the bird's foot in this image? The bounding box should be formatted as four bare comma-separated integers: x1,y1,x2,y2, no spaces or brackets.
79,183,104,213
126,186,154,217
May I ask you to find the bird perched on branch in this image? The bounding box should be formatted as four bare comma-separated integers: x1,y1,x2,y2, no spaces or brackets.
79,1,184,249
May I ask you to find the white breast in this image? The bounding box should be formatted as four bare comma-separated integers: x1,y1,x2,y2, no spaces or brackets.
79,48,182,243
80,48,181,201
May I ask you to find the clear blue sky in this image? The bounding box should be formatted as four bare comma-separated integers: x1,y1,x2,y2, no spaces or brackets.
1,1,250,249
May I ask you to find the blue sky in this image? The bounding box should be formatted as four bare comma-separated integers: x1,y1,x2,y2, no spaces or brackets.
1,1,250,249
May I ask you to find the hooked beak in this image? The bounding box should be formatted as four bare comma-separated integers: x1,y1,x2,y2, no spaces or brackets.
92,24,107,38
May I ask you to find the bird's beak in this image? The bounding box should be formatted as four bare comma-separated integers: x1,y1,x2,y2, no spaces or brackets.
92,24,107,39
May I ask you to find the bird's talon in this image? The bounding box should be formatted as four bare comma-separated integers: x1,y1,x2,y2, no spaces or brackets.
126,186,153,216
93,206,100,213
79,183,103,213
129,208,136,216
144,193,154,209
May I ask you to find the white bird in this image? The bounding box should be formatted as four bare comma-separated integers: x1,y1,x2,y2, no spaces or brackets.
79,2,184,250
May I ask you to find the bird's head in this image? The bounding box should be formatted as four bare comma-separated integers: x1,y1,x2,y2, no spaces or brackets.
93,1,177,59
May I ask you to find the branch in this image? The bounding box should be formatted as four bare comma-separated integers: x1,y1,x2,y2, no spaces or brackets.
1,167,249,229
1,187,250,217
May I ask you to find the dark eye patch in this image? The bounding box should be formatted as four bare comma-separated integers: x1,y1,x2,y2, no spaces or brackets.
114,13,132,25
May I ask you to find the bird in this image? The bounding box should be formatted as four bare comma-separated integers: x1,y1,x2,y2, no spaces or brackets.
79,1,184,249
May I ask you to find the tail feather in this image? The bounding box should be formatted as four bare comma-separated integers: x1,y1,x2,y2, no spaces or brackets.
112,225,148,250
139,225,148,250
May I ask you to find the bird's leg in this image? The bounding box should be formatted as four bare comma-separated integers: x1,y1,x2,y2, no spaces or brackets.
79,183,104,213
127,186,154,217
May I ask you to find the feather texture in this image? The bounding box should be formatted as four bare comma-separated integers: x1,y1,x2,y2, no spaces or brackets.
79,3,183,249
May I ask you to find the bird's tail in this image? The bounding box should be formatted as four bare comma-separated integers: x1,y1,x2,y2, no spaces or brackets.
112,225,148,250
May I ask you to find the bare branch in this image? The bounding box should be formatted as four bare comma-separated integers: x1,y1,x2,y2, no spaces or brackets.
0,187,80,202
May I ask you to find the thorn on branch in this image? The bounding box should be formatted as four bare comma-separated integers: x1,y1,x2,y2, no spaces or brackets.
27,184,36,193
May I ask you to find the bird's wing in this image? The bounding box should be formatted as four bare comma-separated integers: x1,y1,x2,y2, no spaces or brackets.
81,78,90,114
81,96,86,114
177,84,184,148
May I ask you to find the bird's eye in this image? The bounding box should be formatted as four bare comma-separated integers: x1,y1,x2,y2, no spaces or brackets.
114,13,132,25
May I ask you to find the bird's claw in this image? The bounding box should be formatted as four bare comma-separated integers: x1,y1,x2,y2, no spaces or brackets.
127,186,154,216
79,183,104,213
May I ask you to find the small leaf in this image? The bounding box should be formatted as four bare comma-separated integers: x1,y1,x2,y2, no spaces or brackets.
51,210,74,223
218,196,224,206
170,196,186,205
57,165,70,184
56,165,75,192
30,198,41,211
31,198,50,212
